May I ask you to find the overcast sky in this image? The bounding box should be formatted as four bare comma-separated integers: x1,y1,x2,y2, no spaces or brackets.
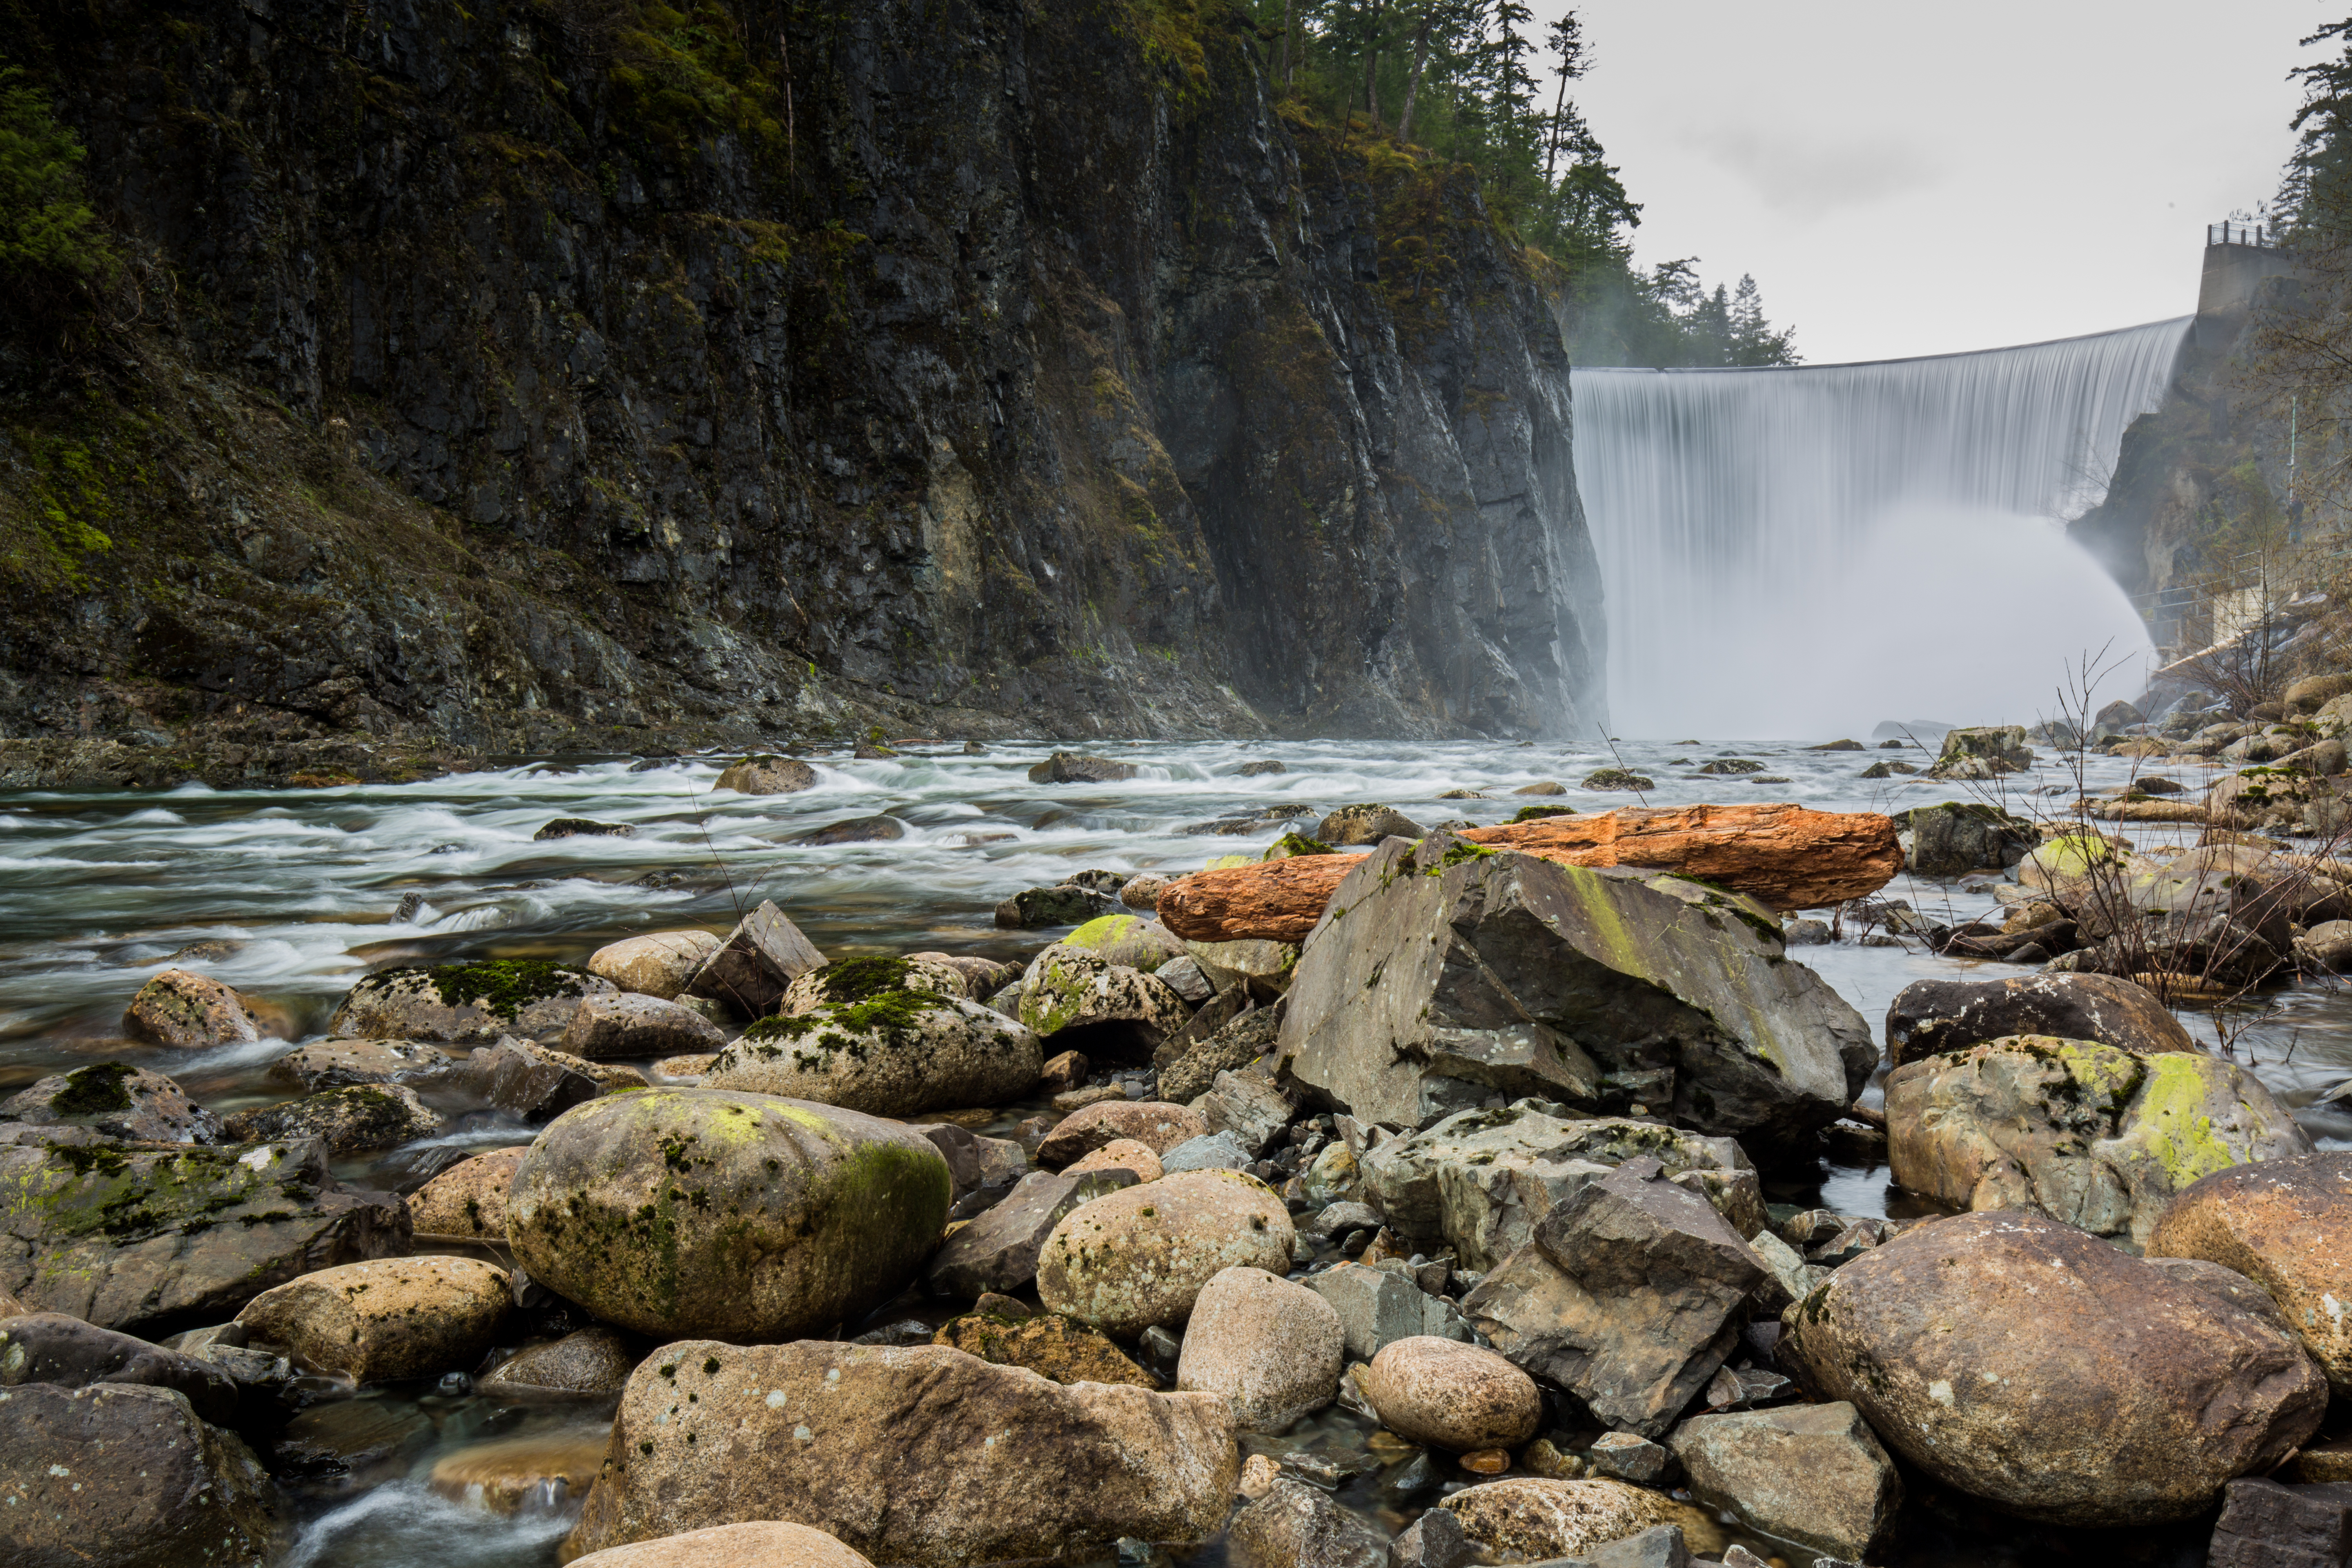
1568,0,2324,364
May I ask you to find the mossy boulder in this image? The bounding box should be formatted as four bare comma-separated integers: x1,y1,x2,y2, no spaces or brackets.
1884,1036,2310,1246
705,993,1044,1116
506,1089,952,1339
778,954,969,1014
1896,801,2038,876
122,967,261,1049
220,1083,441,1155
0,1063,220,1144
1579,768,1653,792
0,1137,410,1334
1056,915,1186,971
1018,946,1192,1059
328,961,616,1044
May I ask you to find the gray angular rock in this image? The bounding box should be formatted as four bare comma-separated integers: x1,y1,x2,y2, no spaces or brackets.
1462,1157,1762,1438
1278,836,1873,1150
1162,1130,1253,1172
925,1168,1141,1298
1192,1070,1294,1156
683,900,827,1017
0,1312,240,1426
1,1063,219,1144
1666,1402,1901,1563
560,991,731,1059
1303,1261,1430,1361
1586,1431,1669,1484
1898,801,2037,874
1156,954,1215,1003
912,1122,1031,1200
1228,1479,1392,1568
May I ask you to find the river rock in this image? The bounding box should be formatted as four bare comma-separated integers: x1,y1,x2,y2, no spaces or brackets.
1229,1479,1393,1568
1066,1137,1163,1181
1279,835,1873,1147
329,960,617,1044
1303,1261,1442,1359
714,755,818,794
573,1521,877,1568
121,967,261,1049
560,992,730,1059
568,1341,1237,1565
430,1040,600,1121
1885,972,2199,1067
706,994,1043,1117
1156,954,1215,1002
1360,1335,1541,1452
221,1082,441,1154
1362,1105,1751,1272
1462,1156,1762,1438
1316,804,1425,845
236,1256,509,1383
1160,1007,1281,1103
1884,1037,2311,1246
1051,913,1187,972
1664,1402,1901,1562
780,954,971,1013
1036,1170,1294,1335
268,1038,456,1090
521,1039,646,1091
912,1122,1031,1199
0,1382,284,1568
1439,1477,1690,1561
484,1325,639,1395
933,1309,1154,1386
0,1137,408,1333
1038,1099,1210,1166
1898,801,2038,875
1159,1130,1250,1172
2149,1152,2352,1392
1176,1265,1345,1430
507,1089,950,1339
795,815,906,845
1020,946,1193,1058
996,884,1123,929
924,1168,1141,1298
683,900,828,1017
1026,751,1139,784
0,1312,240,1425
1185,937,1301,998
430,1428,609,1512
1,1062,220,1144
1780,1210,2326,1526
586,930,724,999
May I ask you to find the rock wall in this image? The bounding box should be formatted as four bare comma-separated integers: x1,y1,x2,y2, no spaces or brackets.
0,0,1605,779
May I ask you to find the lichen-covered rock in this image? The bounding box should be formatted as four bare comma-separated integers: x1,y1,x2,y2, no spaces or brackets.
1278,835,1874,1149
1884,1037,2311,1246
123,967,260,1049
1885,972,2197,1067
1927,725,2033,778
1665,1402,1902,1562
329,960,616,1044
996,884,1123,929
1439,1478,1693,1562
507,1089,951,1339
1359,1336,1541,1453
1037,1099,1210,1167
560,992,730,1060
714,756,818,795
587,930,725,999
267,1038,456,1091
0,1382,285,1568
706,993,1042,1117
1036,1170,1294,1336
1,1063,220,1144
0,1137,409,1333
932,1310,1154,1386
572,1522,875,1568
483,1325,639,1395
1361,1104,1750,1272
1055,914,1187,972
220,1082,441,1155
236,1256,509,1383
1781,1210,2326,1526
1316,804,1425,845
1019,946,1193,1056
779,954,971,1014
2149,1152,2352,1393
1159,1007,1281,1104
567,1341,1238,1565
1175,1265,1344,1430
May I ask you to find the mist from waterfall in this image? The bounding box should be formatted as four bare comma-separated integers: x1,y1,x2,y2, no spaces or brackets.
1570,318,2193,738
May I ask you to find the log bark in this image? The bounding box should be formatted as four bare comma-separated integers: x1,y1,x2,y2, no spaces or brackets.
1156,804,1902,943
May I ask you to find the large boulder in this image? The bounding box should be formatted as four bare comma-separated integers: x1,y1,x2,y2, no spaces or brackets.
0,1382,285,1568
328,960,616,1044
1780,1210,2327,1526
1927,725,2033,778
1028,751,1139,784
1461,1156,1762,1438
0,1312,241,1425
1056,914,1187,972
0,1063,220,1144
924,1169,1140,1299
714,755,819,795
122,968,260,1048
568,1341,1237,1566
1361,1104,1753,1272
706,995,1042,1117
1175,1265,1345,1430
1277,835,1873,1148
1884,1037,2310,1246
235,1257,510,1383
1439,1478,1697,1561
573,1522,875,1568
1896,802,2037,875
2149,1152,2352,1393
506,1089,951,1339
1019,946,1193,1060
1359,1335,1541,1452
1665,1402,1902,1562
682,900,828,1017
0,1137,408,1334
1036,1170,1294,1336
561,992,731,1059
220,1082,441,1154
1884,972,2198,1067
586,930,725,998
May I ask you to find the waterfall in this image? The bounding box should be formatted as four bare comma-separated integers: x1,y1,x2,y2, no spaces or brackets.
1570,318,2194,738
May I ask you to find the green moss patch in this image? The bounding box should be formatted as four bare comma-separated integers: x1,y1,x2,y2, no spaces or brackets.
413,959,587,1018
49,1061,136,1115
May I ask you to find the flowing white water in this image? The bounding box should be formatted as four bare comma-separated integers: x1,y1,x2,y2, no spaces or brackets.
1570,318,2194,737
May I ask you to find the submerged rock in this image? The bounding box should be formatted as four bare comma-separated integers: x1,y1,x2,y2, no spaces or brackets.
1279,835,1873,1148
123,967,261,1049
1781,1210,2325,1526
506,1089,950,1339
567,1341,1237,1566
713,755,818,795
430,1429,610,1513
0,1138,409,1333
329,960,616,1044
1,1062,220,1144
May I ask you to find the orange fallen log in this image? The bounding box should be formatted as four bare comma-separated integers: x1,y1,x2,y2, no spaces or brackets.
1156,804,1903,943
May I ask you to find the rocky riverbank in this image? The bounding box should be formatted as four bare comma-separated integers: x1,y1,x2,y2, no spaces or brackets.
6,768,2351,1568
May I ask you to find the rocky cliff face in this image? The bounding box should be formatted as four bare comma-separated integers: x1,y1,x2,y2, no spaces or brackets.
0,0,1604,781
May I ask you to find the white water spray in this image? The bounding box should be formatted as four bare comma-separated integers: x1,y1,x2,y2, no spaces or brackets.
1570,318,2192,737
